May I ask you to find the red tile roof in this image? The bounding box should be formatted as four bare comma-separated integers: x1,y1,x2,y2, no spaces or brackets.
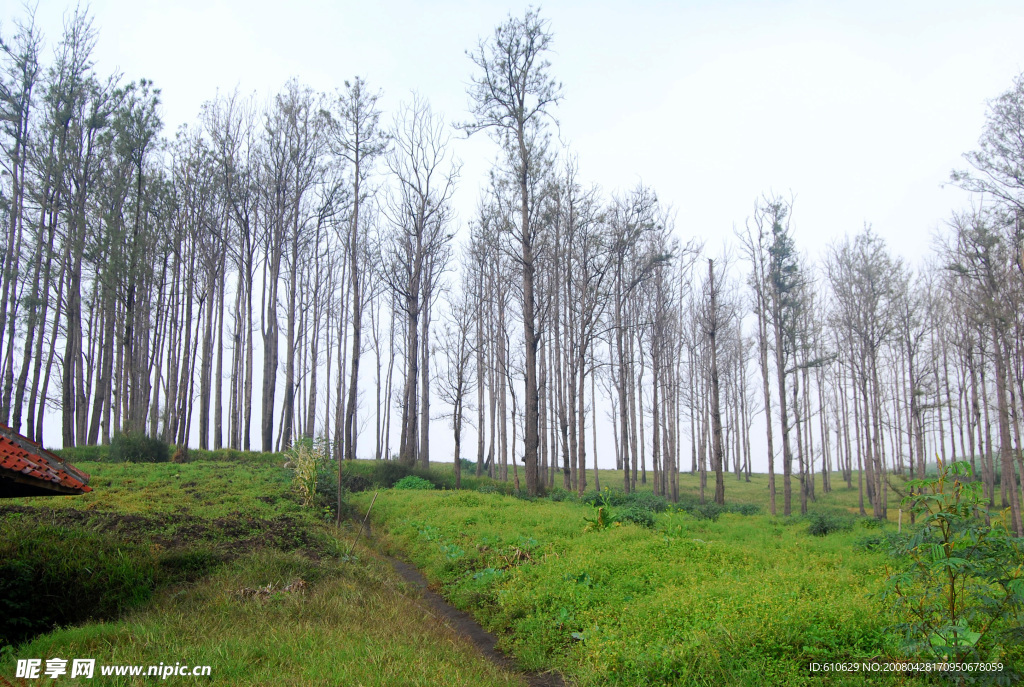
0,424,92,498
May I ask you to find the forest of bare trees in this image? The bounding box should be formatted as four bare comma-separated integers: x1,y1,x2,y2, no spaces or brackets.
2,7,1023,534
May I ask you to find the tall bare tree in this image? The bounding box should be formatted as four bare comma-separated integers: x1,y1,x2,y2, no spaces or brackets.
463,7,561,495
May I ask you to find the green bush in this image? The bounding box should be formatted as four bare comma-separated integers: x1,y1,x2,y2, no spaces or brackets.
108,431,169,463
726,503,760,516
548,487,575,502
340,473,372,493
690,502,724,521
157,549,223,583
806,511,854,536
314,464,369,519
342,461,450,489
393,475,435,490
631,491,670,513
53,445,108,463
616,505,656,528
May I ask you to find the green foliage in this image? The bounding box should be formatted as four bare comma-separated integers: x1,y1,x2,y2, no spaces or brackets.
339,460,462,490
806,510,855,536
729,503,761,516
52,444,108,463
476,481,516,495
689,502,724,521
582,487,670,514
547,487,574,502
884,459,1024,677
582,505,615,532
616,505,656,528
393,475,436,491
369,461,418,487
108,430,169,463
631,491,670,513
582,500,663,530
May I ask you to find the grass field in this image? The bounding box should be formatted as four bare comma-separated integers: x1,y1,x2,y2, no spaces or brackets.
2,451,1020,686
355,463,1023,686
354,490,900,685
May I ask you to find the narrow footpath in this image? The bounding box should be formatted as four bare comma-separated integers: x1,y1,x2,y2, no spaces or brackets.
357,519,567,687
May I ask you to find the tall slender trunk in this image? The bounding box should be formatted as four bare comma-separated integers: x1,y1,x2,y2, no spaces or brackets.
707,260,725,505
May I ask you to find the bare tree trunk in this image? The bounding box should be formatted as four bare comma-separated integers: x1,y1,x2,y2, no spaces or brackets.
708,260,726,506
993,328,1024,534
419,290,431,468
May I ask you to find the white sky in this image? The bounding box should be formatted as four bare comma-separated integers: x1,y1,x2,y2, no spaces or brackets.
27,0,1024,257
19,0,1024,468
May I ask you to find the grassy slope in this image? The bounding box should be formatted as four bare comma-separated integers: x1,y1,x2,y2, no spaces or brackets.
0,457,525,687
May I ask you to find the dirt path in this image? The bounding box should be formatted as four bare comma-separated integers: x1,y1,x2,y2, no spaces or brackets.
358,520,567,687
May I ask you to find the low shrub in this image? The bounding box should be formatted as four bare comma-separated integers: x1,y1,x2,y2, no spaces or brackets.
616,505,656,528
806,511,854,536
476,482,515,495
548,487,575,502
631,491,670,513
393,475,435,490
109,431,169,463
673,495,702,512
726,503,760,516
342,461,450,489
157,549,224,583
314,463,368,518
690,502,724,521
854,533,891,552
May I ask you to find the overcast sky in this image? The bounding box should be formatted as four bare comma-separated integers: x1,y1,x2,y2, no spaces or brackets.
19,0,1024,466
26,0,1024,257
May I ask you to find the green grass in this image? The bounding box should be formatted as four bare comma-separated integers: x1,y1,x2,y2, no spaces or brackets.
0,455,527,686
355,471,1022,686
7,451,1016,685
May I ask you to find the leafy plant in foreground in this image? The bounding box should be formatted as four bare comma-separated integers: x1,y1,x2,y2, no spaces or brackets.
583,506,615,532
884,459,1024,678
